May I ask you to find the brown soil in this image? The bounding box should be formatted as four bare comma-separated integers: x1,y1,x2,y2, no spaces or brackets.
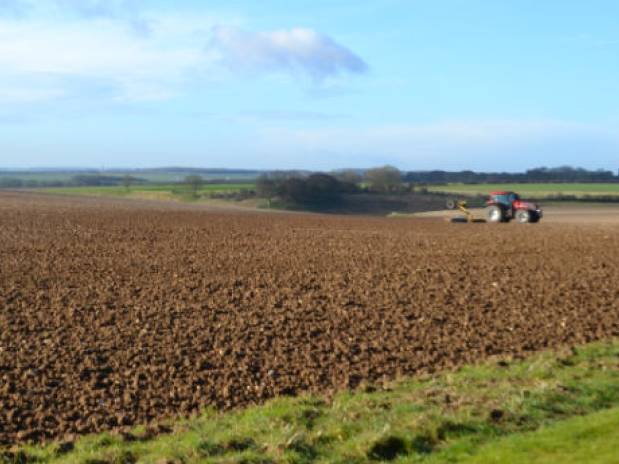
1,192,619,444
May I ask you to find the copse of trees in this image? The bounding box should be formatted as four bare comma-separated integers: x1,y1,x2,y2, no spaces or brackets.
364,165,403,192
255,172,357,207
334,169,363,185
280,177,309,204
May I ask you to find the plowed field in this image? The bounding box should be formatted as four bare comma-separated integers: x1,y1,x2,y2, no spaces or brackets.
1,192,619,444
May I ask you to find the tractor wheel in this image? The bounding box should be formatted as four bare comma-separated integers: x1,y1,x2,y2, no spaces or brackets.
446,199,457,210
530,212,541,223
486,205,504,223
515,209,531,223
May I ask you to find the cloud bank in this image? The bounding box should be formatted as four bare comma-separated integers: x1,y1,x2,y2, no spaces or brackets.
211,26,368,80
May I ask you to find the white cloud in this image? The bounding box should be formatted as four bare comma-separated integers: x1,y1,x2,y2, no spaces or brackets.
211,26,368,80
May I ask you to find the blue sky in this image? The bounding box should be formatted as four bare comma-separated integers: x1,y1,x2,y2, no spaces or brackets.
0,0,618,171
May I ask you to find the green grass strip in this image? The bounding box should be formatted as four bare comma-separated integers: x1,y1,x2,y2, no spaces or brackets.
457,406,619,464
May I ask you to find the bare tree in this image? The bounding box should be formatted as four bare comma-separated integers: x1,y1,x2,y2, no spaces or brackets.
121,175,133,192
335,169,362,185
184,175,204,198
255,175,278,208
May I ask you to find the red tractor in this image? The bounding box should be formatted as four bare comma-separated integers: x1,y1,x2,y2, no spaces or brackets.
485,191,542,223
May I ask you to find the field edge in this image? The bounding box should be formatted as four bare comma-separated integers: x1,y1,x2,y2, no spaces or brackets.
7,339,619,464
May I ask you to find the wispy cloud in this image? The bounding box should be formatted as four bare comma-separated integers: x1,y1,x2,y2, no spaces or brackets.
0,16,206,102
0,0,31,18
210,26,368,80
241,110,350,122
0,0,151,34
1,0,136,18
56,0,152,35
0,83,65,103
0,3,367,105
257,120,619,171
56,0,130,18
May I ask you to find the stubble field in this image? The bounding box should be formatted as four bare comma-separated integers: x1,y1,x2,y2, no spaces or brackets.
1,192,619,445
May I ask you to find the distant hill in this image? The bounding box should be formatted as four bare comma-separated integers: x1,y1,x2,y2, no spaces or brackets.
0,167,263,187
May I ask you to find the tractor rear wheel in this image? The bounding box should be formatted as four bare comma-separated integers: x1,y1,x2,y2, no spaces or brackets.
515,209,531,223
486,205,504,223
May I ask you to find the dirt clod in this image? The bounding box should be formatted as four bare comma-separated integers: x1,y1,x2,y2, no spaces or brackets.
489,409,505,422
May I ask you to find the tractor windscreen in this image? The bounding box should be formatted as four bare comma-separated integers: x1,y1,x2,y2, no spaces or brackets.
493,193,520,205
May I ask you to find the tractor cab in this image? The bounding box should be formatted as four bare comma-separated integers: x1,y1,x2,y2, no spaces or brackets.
488,191,519,207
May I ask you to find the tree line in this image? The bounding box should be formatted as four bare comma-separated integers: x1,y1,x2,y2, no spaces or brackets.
2,165,615,192
404,166,618,184
0,174,144,188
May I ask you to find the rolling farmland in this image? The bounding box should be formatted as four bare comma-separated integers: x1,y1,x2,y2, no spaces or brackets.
2,192,618,446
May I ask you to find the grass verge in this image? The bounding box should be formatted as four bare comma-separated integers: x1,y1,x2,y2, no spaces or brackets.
458,406,619,464
4,340,619,463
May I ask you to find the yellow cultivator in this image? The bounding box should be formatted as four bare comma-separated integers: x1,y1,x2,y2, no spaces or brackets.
445,199,487,223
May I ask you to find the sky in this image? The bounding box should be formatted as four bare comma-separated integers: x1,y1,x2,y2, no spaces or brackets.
0,0,618,172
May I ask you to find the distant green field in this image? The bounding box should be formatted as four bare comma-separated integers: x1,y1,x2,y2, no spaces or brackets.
42,183,254,194
40,183,255,202
427,183,619,198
